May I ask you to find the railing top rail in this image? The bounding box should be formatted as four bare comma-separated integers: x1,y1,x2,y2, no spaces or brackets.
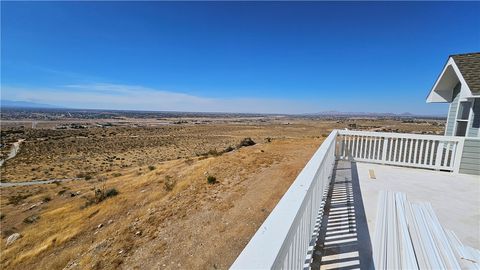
230,130,338,269
337,129,464,142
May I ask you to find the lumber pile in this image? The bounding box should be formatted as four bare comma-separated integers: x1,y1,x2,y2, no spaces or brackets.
373,191,480,270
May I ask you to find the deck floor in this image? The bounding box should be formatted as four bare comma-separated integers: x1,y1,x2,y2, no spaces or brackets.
356,162,480,249
311,161,374,270
311,160,480,270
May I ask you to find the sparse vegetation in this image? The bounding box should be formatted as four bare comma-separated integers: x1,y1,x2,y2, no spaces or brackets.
207,175,217,184
0,112,447,269
42,196,51,202
23,215,40,224
238,137,256,148
148,165,156,171
105,188,119,198
7,193,32,205
164,175,176,191
224,146,235,152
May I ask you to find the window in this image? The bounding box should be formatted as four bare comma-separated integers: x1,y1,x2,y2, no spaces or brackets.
472,99,480,129
455,121,468,136
458,101,472,120
455,101,472,136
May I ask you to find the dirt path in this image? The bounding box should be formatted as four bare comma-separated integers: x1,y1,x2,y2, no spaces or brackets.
0,139,25,167
0,178,80,187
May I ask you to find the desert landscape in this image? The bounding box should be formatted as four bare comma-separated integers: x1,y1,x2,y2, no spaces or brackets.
0,108,445,269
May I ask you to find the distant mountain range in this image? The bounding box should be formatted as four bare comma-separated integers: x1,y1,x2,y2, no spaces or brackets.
0,99,442,118
305,111,428,117
1,99,61,109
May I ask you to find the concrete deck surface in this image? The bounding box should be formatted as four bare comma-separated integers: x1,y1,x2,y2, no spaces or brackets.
356,162,480,249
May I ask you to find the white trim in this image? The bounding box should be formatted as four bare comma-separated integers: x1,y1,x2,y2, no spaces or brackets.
453,138,465,174
445,102,453,136
454,100,474,137
427,57,472,103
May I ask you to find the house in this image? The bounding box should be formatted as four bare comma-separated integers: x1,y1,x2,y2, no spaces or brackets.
427,52,480,175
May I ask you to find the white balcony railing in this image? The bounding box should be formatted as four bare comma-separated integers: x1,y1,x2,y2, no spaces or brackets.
230,130,466,270
230,130,337,270
336,130,465,173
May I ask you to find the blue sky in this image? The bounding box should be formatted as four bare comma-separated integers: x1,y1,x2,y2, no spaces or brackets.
1,2,479,115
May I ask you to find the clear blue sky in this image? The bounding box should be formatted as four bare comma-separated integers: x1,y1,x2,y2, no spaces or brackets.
1,2,479,114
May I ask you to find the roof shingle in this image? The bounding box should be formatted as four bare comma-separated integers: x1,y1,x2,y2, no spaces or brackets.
451,52,480,94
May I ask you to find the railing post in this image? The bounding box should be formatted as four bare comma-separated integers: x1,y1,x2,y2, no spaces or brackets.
453,138,465,174
381,137,388,164
435,141,444,170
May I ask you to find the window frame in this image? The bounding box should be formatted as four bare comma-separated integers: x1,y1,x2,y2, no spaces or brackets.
454,100,474,137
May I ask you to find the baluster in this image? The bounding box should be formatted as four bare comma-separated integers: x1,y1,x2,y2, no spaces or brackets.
403,138,408,163
408,138,414,164
413,139,419,164
393,138,398,162
444,142,451,167
382,137,388,163
436,141,445,168
347,136,352,159
398,138,404,163
419,140,424,164
450,142,457,169
373,137,378,160
430,141,439,165
419,140,425,164
355,136,359,158
360,136,364,159
425,140,431,165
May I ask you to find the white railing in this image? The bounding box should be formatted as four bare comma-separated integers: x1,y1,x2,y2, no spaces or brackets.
230,130,337,270
336,130,465,173
230,130,466,270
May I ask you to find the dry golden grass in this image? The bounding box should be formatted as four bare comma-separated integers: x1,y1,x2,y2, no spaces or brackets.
0,118,444,269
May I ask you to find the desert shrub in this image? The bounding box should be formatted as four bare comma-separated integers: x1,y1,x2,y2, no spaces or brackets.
265,137,272,143
164,175,176,191
0,213,5,220
42,196,51,202
23,215,40,224
105,188,119,198
7,194,32,205
148,165,156,171
112,172,122,177
76,172,85,178
238,138,256,148
207,176,217,184
209,149,221,156
224,146,235,153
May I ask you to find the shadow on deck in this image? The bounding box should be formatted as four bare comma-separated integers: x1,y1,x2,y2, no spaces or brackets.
311,161,375,270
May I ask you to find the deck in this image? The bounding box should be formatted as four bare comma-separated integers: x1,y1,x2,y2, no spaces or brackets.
231,130,479,270
311,160,480,270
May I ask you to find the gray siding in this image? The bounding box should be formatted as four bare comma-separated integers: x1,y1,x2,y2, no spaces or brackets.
459,139,480,175
445,83,461,136
467,98,480,137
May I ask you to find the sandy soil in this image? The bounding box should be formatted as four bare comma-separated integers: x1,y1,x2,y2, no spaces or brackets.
1,137,322,269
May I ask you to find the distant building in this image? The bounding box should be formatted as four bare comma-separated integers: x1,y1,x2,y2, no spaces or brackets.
427,52,480,175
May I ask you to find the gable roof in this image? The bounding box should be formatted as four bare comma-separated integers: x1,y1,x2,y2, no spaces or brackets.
451,52,480,93
427,52,480,103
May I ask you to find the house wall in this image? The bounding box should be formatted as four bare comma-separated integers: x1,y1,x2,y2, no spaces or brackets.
459,138,480,175
467,98,480,137
445,83,461,136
